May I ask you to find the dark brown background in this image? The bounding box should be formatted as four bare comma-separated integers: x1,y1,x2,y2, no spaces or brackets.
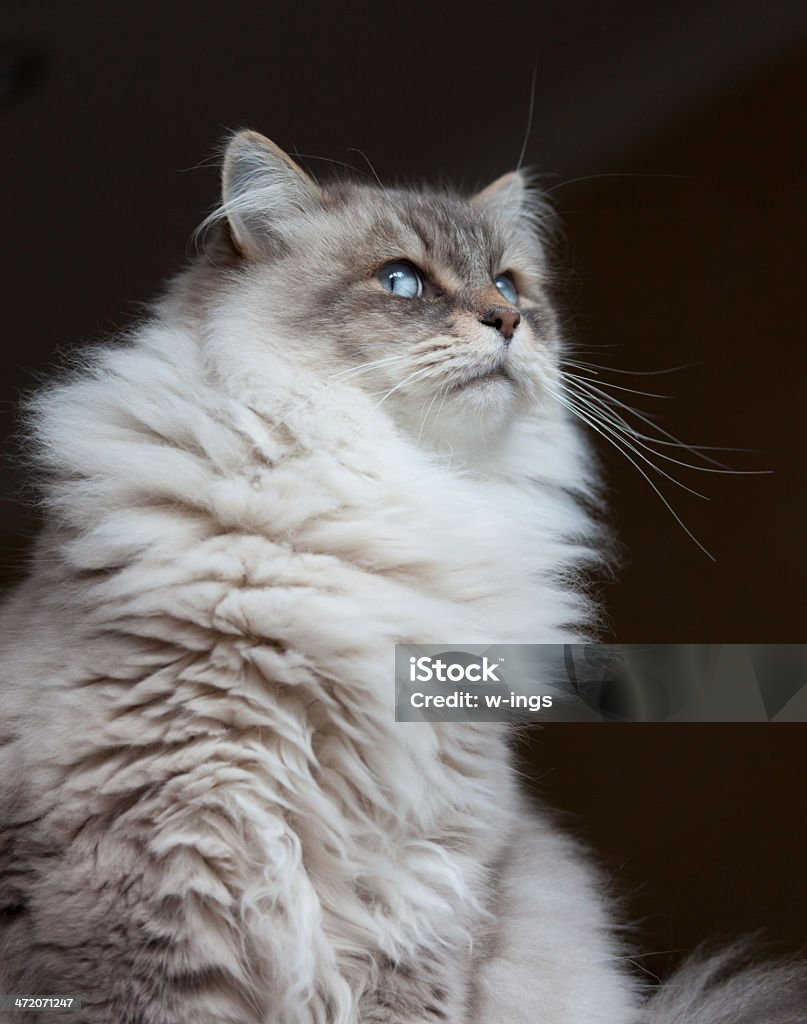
2,0,806,976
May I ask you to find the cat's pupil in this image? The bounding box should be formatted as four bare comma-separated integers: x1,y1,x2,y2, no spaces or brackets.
378,262,422,299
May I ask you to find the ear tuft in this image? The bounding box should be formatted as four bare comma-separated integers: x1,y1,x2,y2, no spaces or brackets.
219,131,321,258
472,170,528,223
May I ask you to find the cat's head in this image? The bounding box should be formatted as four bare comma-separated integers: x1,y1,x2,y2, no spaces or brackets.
201,131,564,452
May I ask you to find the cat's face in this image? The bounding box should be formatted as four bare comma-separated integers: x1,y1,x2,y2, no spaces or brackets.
211,132,562,450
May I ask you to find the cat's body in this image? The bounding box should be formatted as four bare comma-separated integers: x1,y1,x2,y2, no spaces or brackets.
0,132,803,1023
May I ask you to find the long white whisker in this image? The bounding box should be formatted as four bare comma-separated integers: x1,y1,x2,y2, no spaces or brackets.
564,373,735,469
417,384,446,443
562,381,706,465
434,379,451,425
545,383,716,560
327,354,409,382
559,389,711,500
566,383,756,455
562,378,769,476
350,365,433,439
563,358,702,377
287,354,411,418
562,369,672,400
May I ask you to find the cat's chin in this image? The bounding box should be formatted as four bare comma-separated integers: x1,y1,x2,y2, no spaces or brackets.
450,366,515,393
452,366,520,410
400,378,521,455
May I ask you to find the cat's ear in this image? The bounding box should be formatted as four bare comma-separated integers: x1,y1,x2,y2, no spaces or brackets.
472,171,528,222
220,131,321,258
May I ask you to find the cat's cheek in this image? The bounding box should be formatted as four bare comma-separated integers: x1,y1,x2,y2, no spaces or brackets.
520,303,560,345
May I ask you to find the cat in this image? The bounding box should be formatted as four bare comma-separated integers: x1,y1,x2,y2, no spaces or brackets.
0,130,803,1023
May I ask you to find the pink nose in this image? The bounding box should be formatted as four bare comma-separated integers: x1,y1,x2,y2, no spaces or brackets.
481,306,521,343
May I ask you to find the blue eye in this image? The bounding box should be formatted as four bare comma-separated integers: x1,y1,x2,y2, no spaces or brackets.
378,261,423,299
494,273,518,305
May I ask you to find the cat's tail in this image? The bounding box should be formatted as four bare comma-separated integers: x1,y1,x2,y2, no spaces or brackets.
640,944,807,1023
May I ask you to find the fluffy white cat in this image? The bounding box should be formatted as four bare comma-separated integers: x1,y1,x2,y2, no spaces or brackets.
0,131,802,1023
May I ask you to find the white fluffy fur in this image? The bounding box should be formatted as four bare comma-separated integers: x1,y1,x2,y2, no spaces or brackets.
0,136,802,1023
0,287,634,1022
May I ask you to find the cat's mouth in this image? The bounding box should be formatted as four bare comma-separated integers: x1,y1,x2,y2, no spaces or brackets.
452,364,515,392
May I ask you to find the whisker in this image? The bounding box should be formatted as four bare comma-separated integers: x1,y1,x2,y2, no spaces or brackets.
544,172,691,196
417,384,447,444
562,378,769,476
434,379,451,425
289,150,378,184
558,388,711,500
562,368,672,400
326,354,409,382
563,358,703,377
515,59,538,175
563,373,736,469
285,354,410,418
345,147,385,191
350,365,433,439
545,383,716,560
